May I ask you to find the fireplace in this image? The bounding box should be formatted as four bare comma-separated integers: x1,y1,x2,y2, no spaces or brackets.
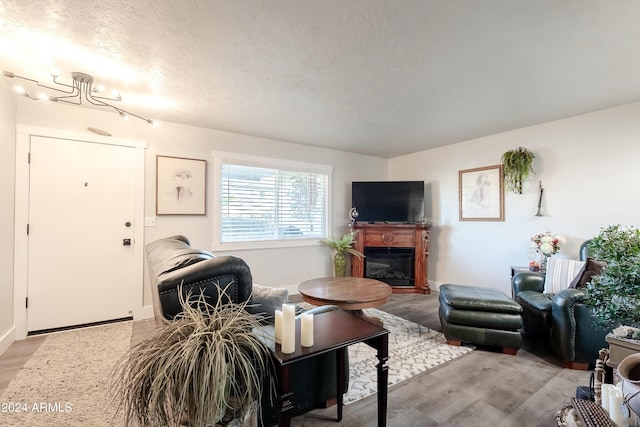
364,247,415,286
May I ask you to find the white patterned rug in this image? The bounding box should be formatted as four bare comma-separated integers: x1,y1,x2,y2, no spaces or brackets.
0,321,132,427
298,304,474,405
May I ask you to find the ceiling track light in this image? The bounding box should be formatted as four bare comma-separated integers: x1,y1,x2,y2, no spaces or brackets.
1,69,158,126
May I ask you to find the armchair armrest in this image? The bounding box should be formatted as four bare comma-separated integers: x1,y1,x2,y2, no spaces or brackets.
512,271,545,296
550,288,608,365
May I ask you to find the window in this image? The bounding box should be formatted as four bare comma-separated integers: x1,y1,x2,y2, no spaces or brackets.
214,153,331,247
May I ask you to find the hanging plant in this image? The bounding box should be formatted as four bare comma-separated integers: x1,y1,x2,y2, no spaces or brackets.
501,147,535,194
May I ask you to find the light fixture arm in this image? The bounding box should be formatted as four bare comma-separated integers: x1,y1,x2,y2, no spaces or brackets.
1,69,157,126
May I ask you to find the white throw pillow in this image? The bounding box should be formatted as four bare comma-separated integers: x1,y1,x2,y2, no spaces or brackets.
543,258,586,294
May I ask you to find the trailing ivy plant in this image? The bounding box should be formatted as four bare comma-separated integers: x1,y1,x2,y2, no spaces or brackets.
584,225,640,330
500,147,535,194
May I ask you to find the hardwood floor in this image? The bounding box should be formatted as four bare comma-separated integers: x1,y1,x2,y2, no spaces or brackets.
0,293,589,426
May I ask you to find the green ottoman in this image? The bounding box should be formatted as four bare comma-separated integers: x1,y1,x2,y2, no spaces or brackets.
439,284,523,354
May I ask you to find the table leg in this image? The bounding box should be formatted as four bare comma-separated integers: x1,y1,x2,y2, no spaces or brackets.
335,347,347,421
366,334,389,427
277,363,294,427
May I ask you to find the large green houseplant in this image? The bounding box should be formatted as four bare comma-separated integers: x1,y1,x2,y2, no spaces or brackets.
319,231,364,276
584,225,640,333
500,147,535,194
111,287,273,426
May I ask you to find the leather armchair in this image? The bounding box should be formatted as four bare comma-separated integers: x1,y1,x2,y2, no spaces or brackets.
512,241,608,369
146,235,348,426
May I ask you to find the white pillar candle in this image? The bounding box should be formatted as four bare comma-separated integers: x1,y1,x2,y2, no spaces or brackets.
610,389,629,427
274,309,282,344
301,313,314,347
602,384,614,413
281,304,296,354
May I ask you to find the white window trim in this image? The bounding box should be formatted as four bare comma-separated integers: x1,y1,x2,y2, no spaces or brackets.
211,151,333,251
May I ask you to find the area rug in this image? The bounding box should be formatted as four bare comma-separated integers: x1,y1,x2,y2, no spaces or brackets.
0,321,132,427
298,304,474,405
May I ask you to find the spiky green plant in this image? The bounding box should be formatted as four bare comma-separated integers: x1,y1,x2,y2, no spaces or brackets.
111,285,273,426
319,231,365,276
319,231,364,259
501,147,535,194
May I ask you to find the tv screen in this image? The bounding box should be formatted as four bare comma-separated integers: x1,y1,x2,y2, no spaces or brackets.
352,181,425,223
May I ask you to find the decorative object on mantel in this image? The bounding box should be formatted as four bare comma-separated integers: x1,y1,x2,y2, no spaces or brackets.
1,69,158,125
500,146,535,194
319,231,364,277
528,231,566,271
349,207,359,224
584,225,640,331
535,181,544,216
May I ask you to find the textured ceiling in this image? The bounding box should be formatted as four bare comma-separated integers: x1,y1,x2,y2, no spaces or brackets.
1,1,640,158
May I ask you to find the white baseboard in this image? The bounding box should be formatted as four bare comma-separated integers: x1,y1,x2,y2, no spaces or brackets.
0,326,16,357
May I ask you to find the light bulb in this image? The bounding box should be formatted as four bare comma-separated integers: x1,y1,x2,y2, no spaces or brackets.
119,111,130,120
94,84,105,93
111,89,121,100
14,85,26,95
49,68,59,78
37,93,49,100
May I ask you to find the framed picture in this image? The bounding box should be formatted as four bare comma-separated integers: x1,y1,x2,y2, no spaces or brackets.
156,155,207,215
459,164,504,221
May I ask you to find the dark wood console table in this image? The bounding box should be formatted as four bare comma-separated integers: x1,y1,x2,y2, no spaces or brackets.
350,222,431,294
271,309,389,427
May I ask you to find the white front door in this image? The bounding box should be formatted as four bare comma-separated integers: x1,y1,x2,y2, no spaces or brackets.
27,135,136,332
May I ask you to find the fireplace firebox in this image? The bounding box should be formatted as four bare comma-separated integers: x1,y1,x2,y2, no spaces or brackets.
350,223,431,294
364,247,415,286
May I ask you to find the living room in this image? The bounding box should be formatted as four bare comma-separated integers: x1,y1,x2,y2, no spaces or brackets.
1,2,640,425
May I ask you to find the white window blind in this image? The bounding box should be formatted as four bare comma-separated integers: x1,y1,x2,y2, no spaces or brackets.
221,161,329,243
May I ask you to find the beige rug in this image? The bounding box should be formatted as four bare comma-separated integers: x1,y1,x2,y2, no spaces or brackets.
297,304,474,405
0,321,132,427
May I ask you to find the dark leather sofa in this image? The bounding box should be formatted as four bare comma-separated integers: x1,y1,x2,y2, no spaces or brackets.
146,235,347,426
512,242,608,369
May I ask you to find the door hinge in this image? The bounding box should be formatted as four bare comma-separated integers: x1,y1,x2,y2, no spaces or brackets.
28,152,31,164
25,297,28,309
27,224,29,235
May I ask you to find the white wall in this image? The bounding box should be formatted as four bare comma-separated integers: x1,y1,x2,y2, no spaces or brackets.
389,102,640,295
0,83,17,353
15,99,388,304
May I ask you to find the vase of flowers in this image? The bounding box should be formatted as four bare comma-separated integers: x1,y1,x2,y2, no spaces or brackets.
530,231,566,271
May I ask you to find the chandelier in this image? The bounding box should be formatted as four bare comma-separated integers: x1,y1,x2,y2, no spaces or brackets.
1,69,158,126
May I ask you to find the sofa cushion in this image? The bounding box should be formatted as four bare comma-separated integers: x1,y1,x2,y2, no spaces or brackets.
543,258,585,294
569,257,606,289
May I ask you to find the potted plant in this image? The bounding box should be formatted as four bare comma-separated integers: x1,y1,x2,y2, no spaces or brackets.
584,225,640,330
319,231,364,276
111,287,273,427
584,225,640,364
500,147,535,194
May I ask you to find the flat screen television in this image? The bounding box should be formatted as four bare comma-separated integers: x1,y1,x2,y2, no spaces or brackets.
351,181,425,223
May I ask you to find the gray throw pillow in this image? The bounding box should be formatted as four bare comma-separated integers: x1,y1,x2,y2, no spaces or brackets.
246,283,288,321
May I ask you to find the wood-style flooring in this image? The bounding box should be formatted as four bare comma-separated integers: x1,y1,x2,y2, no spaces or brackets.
0,292,588,426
